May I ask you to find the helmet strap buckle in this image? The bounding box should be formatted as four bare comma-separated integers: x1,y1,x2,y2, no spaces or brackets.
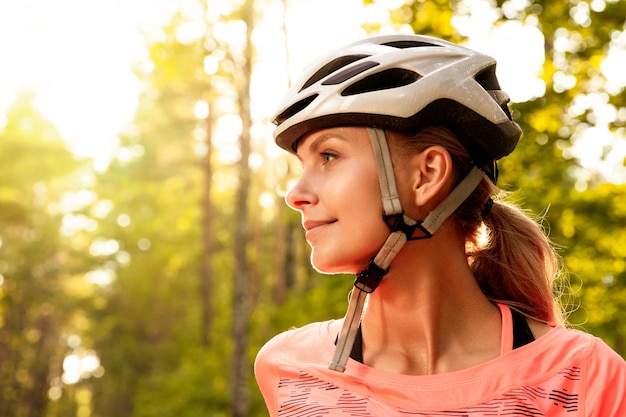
384,213,435,241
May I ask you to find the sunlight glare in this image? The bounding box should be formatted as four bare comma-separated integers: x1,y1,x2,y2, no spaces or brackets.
602,30,626,91
452,0,500,37
464,20,545,102
501,0,531,19
204,55,219,75
89,238,120,257
194,100,210,119
62,355,81,384
62,348,103,385
213,113,242,164
91,199,113,219
553,71,577,93
0,0,176,165
570,2,591,27
214,114,243,146
61,214,98,237
175,21,206,45
205,0,237,22
364,3,391,24
570,125,612,169
249,152,265,170
591,0,607,11
85,269,115,287
116,251,131,267
217,145,242,165
117,214,131,227
259,192,275,209
214,20,248,56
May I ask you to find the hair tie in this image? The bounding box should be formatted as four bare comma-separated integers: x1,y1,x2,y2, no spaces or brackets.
481,197,494,220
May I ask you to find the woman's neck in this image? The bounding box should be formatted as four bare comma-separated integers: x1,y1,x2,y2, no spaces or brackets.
359,236,502,375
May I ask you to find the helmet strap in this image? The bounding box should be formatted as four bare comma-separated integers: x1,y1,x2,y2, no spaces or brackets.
367,127,403,216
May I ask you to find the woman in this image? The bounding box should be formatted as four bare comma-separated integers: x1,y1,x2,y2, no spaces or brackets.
255,34,626,416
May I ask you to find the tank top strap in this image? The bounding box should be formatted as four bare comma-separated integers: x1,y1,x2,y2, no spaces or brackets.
497,303,514,355
497,303,536,354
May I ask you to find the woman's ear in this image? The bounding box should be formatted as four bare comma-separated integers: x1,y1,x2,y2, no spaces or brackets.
410,146,454,209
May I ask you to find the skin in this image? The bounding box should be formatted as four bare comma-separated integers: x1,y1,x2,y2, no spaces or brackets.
286,126,549,376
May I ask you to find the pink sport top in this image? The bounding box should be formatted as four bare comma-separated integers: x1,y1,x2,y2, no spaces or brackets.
255,304,626,416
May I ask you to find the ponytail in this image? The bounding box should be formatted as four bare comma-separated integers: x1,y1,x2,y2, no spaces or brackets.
466,191,565,325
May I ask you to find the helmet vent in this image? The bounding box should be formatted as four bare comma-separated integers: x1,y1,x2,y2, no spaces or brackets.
273,94,318,126
300,55,370,91
382,40,442,49
322,61,379,86
341,68,421,96
475,67,513,119
474,66,501,90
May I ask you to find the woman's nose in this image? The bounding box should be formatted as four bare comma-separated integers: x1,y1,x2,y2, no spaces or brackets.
285,177,318,211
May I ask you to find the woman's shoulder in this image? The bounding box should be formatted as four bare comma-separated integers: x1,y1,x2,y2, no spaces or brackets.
529,324,625,384
532,324,614,358
267,318,337,342
560,327,626,415
574,327,626,375
548,325,623,357
256,319,339,362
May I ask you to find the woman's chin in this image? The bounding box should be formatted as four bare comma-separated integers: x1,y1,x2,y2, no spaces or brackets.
310,256,369,275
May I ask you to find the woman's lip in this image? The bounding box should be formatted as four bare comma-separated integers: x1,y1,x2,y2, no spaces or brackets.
303,219,335,231
303,220,336,239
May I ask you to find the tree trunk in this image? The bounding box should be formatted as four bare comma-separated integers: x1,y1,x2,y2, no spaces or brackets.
24,310,54,417
272,203,287,305
200,99,215,347
231,1,254,416
285,219,297,290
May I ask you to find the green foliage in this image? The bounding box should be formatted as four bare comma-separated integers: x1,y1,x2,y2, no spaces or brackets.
0,93,85,417
363,0,459,39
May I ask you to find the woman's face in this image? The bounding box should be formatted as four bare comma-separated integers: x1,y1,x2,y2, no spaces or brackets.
285,126,390,274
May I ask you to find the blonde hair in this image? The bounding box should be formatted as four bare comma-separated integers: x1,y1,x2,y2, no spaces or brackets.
387,126,566,325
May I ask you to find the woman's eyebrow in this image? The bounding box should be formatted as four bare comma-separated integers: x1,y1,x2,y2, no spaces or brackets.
309,134,331,153
295,132,348,160
310,133,349,152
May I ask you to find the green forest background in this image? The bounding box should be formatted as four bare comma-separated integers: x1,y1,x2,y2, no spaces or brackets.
1,0,626,416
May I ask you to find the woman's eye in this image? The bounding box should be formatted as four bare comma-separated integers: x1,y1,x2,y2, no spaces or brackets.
321,152,337,163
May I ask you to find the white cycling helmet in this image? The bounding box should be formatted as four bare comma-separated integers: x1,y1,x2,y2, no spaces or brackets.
272,34,522,372
273,33,521,181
